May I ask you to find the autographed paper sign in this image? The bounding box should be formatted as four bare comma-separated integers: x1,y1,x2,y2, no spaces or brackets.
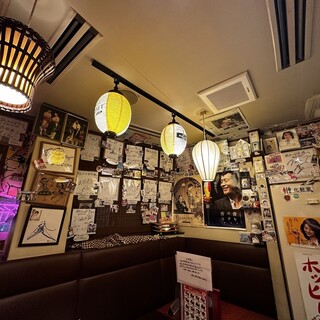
176,251,212,291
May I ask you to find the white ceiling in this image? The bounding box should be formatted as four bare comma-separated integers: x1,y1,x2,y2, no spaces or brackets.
2,0,320,145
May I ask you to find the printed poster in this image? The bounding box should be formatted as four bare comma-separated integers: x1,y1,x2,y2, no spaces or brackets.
173,176,204,226
295,252,320,319
284,216,320,248
182,284,209,320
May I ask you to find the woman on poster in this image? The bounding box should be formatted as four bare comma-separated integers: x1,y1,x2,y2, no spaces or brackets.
292,218,320,246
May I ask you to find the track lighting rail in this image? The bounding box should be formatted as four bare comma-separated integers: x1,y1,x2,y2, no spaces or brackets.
92,59,214,138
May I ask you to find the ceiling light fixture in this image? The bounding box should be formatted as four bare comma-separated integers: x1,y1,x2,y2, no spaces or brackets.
94,77,132,138
160,113,187,158
0,2,55,113
192,111,220,181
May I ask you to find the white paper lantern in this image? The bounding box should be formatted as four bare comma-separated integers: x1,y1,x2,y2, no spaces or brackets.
192,140,220,181
161,118,187,158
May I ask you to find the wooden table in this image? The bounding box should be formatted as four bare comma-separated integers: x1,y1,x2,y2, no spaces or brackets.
220,301,276,320
139,301,276,320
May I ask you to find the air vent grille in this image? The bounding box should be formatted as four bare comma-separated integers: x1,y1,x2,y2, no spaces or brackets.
47,9,101,83
266,0,314,71
198,71,257,114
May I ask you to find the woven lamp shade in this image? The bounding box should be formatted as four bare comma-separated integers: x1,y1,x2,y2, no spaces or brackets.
192,140,220,181
94,91,132,137
0,17,55,112
160,121,187,158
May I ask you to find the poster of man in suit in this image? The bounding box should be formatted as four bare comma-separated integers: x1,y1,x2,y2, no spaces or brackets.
205,171,246,229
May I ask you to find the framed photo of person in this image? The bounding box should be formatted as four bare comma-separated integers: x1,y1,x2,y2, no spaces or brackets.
263,137,278,154
276,128,301,151
61,113,88,148
33,103,67,141
19,206,65,246
29,172,74,206
39,142,76,174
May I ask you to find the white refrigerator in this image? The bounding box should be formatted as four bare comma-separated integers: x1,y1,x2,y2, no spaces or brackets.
270,181,320,320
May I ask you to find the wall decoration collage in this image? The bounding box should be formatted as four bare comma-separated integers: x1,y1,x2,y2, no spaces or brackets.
0,103,87,248
68,134,175,244
2,103,320,250
0,114,34,255
173,120,320,246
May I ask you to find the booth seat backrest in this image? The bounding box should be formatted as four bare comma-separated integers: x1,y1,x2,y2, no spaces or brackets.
0,237,276,320
0,251,81,320
78,237,186,320
184,238,277,318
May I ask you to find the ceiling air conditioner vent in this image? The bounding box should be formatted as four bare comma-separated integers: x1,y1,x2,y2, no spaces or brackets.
47,9,101,83
197,71,257,114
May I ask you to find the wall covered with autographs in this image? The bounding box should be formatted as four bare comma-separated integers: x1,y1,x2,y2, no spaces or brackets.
66,133,174,247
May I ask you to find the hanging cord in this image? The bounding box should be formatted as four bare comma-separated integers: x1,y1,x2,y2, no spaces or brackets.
27,0,38,27
200,111,207,140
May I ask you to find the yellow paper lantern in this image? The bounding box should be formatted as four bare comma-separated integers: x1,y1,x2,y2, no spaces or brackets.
160,115,187,158
0,17,55,113
94,91,132,137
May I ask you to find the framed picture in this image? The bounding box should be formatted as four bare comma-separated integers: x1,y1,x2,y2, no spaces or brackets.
203,108,250,136
39,142,76,174
276,128,301,151
33,103,67,141
29,172,74,206
19,206,65,246
61,113,88,148
263,137,278,154
248,130,260,144
248,130,262,152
